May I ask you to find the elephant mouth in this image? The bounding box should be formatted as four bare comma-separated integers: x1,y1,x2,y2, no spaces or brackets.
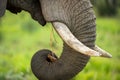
51,21,112,58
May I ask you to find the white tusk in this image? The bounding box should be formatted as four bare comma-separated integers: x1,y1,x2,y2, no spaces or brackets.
52,22,101,57
94,45,112,58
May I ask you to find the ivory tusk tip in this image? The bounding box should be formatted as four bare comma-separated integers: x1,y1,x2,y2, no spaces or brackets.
86,50,112,58
100,53,112,58
94,45,112,58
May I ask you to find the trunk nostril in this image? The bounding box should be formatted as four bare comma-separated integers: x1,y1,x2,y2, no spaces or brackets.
47,53,58,62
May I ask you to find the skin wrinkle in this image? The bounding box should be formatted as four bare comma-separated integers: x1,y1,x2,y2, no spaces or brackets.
75,9,95,26
72,5,94,33
75,14,95,28
75,25,96,36
74,17,96,34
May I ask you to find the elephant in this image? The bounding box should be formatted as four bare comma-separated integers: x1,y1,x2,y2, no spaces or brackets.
0,0,112,80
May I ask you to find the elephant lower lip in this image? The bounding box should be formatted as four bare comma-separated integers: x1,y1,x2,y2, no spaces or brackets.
38,20,46,26
31,12,46,26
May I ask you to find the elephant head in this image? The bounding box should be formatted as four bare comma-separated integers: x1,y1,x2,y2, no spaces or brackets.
0,0,112,80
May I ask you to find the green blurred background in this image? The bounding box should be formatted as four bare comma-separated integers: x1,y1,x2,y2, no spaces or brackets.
0,0,120,80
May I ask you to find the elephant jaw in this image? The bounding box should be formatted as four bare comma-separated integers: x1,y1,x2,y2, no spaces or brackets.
52,22,112,58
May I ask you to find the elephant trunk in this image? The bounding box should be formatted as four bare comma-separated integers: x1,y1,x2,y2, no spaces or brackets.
31,0,111,80
31,45,90,80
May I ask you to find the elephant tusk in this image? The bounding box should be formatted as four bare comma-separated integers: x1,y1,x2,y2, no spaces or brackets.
52,22,101,57
94,45,112,58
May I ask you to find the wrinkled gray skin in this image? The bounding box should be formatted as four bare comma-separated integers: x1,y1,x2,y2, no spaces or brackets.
0,0,96,80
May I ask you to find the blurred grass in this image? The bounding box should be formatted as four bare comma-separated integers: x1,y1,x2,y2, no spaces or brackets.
0,11,120,80
0,11,62,80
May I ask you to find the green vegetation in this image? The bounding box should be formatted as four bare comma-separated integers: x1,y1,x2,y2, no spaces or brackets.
91,0,118,16
0,11,120,80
